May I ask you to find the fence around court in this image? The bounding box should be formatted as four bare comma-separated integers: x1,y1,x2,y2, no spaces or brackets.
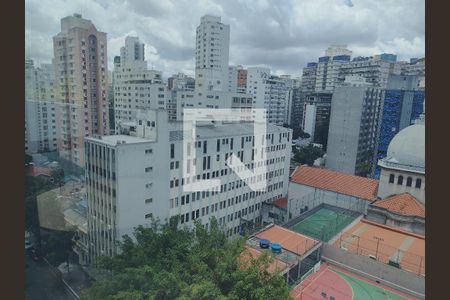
336,231,425,276
285,204,361,242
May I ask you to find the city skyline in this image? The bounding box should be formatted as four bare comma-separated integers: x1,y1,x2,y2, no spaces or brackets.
25,0,425,78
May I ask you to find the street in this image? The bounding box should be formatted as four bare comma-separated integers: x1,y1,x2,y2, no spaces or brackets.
25,254,76,300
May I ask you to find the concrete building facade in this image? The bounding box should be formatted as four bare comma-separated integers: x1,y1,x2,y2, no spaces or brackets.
85,109,292,261
326,81,384,177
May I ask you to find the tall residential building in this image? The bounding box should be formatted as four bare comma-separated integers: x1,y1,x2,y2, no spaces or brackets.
301,92,333,150
325,79,384,177
338,58,399,89
119,36,144,64
53,14,109,166
315,54,352,92
195,15,230,93
246,67,291,125
85,109,292,260
299,62,317,93
375,75,425,178
168,73,195,91
25,59,60,154
112,36,169,132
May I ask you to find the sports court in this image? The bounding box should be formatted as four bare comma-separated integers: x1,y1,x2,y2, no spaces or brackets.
291,263,418,300
336,219,425,275
289,207,359,242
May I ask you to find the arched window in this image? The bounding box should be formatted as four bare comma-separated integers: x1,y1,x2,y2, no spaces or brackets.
397,175,403,185
416,178,422,189
389,174,395,183
406,177,413,187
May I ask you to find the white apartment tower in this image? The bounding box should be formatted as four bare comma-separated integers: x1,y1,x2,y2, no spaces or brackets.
195,15,230,93
246,67,291,126
120,36,144,64
53,14,109,166
85,110,292,261
113,36,169,132
25,59,61,154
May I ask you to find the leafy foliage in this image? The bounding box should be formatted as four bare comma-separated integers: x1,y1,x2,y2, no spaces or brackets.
292,144,324,166
292,127,310,140
82,217,292,300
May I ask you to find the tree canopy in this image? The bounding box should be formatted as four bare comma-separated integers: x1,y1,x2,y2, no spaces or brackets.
82,217,292,300
292,144,324,166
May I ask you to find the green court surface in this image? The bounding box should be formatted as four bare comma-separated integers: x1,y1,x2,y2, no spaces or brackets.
290,207,357,241
334,270,407,300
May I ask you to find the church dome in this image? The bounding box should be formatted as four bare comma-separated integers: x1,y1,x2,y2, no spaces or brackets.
381,124,425,173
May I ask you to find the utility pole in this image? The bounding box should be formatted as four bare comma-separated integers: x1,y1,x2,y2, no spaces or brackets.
374,236,384,259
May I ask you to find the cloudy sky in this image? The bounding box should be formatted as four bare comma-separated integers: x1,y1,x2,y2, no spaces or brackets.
25,0,424,78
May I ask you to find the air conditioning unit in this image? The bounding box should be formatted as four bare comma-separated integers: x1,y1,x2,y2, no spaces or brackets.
368,254,377,260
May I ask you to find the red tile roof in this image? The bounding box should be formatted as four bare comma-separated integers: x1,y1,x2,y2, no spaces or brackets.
290,165,379,201
272,197,288,208
255,225,320,256
372,193,425,218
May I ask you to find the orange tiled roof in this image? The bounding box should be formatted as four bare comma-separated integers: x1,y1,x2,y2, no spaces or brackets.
255,225,319,256
373,193,425,218
290,165,379,201
272,197,288,208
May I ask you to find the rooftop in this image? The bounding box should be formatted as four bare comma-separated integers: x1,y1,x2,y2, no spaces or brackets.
337,219,425,275
255,225,320,256
272,197,288,208
290,165,379,201
86,134,153,146
372,193,425,218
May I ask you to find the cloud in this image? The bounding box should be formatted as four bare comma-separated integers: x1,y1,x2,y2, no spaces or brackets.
25,0,424,78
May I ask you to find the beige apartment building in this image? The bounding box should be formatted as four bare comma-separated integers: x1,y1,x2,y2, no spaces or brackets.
53,14,109,167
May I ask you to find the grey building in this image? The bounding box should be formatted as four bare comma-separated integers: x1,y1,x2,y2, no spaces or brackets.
325,81,384,177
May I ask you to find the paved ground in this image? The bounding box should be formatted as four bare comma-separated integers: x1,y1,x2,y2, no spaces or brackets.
25,254,75,300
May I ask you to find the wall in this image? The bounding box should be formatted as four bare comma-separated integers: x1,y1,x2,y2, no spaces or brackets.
321,244,425,299
287,182,369,219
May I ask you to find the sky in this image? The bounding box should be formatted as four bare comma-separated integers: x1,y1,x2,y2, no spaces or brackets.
25,0,425,78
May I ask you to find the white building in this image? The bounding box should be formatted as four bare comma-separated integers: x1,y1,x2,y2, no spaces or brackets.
85,109,292,260
246,67,291,125
53,14,109,166
325,44,352,57
25,59,60,154
113,36,169,133
195,15,230,93
377,124,425,203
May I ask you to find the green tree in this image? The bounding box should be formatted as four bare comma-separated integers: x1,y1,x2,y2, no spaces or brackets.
292,128,310,140
293,144,324,166
82,217,292,300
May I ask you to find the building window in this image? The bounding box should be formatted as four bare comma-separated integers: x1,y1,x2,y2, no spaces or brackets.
170,144,175,158
415,178,422,189
145,213,153,219
145,149,153,154
389,174,395,183
145,167,152,172
397,175,403,185
145,198,153,204
406,177,413,187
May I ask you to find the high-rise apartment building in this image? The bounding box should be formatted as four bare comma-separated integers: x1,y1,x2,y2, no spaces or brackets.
315,54,352,92
237,66,248,93
375,75,425,178
25,59,60,154
301,92,333,150
195,15,230,93
168,73,195,91
246,67,291,125
112,36,169,132
299,62,317,93
325,44,352,57
326,79,384,177
53,14,109,166
85,109,292,260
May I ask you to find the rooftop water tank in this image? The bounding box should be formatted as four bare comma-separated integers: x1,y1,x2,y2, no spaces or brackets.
259,239,270,249
271,243,282,253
